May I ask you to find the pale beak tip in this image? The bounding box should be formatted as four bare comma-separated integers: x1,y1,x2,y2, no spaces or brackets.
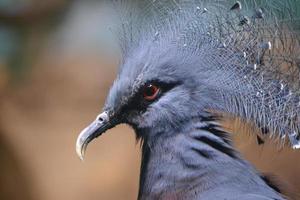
79,155,85,161
76,146,85,161
76,137,86,161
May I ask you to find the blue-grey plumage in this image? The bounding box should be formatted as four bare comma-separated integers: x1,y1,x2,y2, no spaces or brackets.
76,0,300,199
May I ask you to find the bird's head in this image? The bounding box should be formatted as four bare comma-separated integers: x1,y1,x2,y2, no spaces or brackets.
76,38,223,160
76,0,300,159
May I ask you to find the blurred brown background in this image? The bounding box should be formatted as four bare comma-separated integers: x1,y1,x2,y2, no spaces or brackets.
0,1,299,200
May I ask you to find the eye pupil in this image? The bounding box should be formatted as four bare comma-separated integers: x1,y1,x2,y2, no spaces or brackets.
143,84,160,101
145,85,155,95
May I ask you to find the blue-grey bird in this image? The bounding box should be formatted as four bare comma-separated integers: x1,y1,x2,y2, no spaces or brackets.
76,0,300,199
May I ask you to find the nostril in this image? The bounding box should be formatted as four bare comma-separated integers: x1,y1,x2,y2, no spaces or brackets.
98,117,104,122
96,111,109,123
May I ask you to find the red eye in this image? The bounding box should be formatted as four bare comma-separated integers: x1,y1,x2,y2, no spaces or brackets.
143,84,160,101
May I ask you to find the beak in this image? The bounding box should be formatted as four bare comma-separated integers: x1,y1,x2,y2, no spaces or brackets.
76,111,116,160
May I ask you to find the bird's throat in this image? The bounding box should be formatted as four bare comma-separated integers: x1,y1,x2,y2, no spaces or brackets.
136,118,280,200
137,122,239,199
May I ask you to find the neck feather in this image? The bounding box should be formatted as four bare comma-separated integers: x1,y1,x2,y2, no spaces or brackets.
137,115,282,199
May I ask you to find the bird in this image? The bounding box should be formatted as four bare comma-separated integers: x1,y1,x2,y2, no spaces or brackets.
76,0,300,199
